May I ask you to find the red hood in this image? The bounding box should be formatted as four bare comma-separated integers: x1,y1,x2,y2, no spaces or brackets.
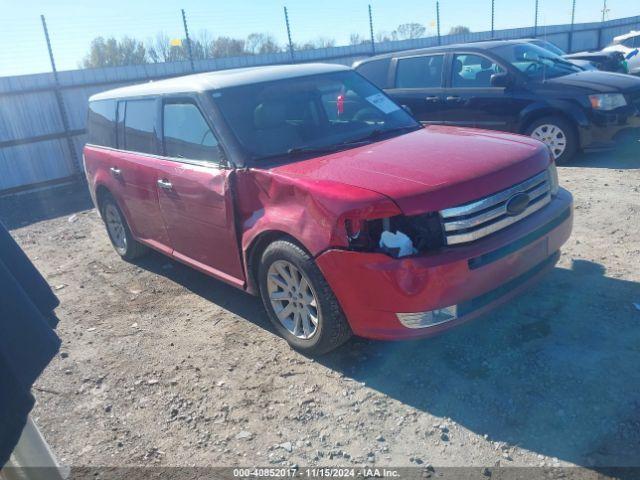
268,126,551,215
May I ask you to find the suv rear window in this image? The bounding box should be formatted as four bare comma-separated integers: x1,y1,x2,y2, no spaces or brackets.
123,99,157,154
395,55,444,88
87,100,116,148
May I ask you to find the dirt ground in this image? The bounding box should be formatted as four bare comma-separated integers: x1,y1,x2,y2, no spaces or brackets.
2,147,639,470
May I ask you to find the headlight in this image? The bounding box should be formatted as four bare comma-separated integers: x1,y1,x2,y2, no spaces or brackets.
588,93,627,110
346,212,444,257
547,162,559,196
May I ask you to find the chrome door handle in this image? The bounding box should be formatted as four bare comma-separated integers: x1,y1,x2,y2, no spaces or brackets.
110,167,121,177
425,96,440,102
157,179,173,190
446,96,462,102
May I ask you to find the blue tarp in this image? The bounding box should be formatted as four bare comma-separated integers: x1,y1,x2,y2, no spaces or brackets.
0,220,60,467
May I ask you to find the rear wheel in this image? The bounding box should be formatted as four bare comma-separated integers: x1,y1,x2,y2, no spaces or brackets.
258,240,352,355
101,193,148,261
526,116,578,164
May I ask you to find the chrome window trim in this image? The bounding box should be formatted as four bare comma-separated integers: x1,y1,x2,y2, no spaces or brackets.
84,144,228,169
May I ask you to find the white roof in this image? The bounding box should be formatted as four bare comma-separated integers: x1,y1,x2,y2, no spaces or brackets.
613,30,640,43
90,63,350,102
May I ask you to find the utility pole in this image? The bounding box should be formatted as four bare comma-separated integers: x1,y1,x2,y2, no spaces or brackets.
41,15,78,173
436,1,441,45
601,0,609,22
284,6,295,62
181,9,195,71
491,0,495,38
534,0,539,37
368,4,375,55
568,0,576,52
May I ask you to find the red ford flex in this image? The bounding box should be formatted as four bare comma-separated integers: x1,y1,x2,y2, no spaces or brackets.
83,63,573,354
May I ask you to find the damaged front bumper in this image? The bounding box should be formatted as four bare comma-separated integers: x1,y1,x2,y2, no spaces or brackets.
315,188,573,340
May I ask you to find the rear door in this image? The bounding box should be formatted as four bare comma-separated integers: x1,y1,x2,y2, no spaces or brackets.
111,98,171,253
384,53,447,124
441,52,521,131
154,96,245,287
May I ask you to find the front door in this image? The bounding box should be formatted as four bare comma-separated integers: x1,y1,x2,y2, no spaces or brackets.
442,53,521,131
155,98,245,287
384,54,448,124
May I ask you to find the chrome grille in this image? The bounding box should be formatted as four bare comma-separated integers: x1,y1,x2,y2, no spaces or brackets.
440,171,551,245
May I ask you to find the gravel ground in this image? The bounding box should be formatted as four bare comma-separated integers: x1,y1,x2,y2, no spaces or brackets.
2,148,639,470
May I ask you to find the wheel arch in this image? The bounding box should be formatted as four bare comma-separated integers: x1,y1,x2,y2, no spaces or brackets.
244,230,312,296
517,103,585,149
94,183,113,217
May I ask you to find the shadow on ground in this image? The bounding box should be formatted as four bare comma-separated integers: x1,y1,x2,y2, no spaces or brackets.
565,144,639,170
0,181,93,230
135,246,640,467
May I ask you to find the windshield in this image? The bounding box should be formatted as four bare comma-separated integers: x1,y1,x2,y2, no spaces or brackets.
492,43,582,80
532,40,566,57
211,70,420,163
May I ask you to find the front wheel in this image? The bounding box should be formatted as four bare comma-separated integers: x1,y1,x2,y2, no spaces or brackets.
258,240,352,355
526,116,578,164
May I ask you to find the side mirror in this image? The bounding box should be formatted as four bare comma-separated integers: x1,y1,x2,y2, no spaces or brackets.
490,72,512,88
401,104,414,116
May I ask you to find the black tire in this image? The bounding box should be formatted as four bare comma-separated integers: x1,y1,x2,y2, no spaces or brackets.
100,193,148,261
258,240,352,355
525,116,578,164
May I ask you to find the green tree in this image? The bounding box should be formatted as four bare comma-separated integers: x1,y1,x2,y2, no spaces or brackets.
394,23,426,40
82,36,146,68
448,25,471,35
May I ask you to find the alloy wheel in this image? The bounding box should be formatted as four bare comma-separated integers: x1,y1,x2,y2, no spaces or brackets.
530,124,567,160
266,260,319,340
105,203,127,251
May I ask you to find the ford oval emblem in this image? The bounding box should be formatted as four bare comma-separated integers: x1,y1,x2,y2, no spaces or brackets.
505,193,530,216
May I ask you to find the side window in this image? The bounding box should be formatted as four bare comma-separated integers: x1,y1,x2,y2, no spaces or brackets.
163,102,221,162
395,55,444,88
356,58,391,88
452,54,504,88
620,38,637,48
123,99,157,154
87,100,116,148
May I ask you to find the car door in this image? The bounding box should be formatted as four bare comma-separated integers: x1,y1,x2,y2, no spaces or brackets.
154,96,245,287
110,98,172,254
384,54,447,124
442,52,521,131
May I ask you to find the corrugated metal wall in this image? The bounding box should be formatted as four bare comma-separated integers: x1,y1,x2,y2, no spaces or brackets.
1,15,639,193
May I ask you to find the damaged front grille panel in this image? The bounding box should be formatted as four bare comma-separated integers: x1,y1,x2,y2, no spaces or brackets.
440,170,551,245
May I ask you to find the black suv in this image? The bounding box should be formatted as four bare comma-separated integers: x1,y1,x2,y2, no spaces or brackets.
354,39,640,162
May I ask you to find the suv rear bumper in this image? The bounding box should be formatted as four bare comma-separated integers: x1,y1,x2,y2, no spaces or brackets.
316,188,573,340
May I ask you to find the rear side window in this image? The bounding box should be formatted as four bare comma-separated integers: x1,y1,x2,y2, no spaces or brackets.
356,58,391,88
123,99,157,154
87,100,116,148
163,102,221,162
395,55,444,88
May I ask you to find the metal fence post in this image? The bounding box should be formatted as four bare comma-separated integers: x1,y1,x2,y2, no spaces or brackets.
283,7,295,62
491,0,495,38
368,4,375,55
568,0,576,52
181,9,195,71
40,15,79,174
436,1,441,45
534,0,539,37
